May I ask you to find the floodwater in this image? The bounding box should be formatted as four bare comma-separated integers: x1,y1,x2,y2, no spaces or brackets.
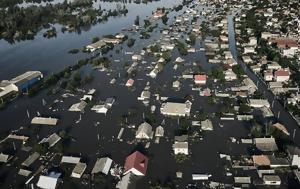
0,1,299,189
0,0,181,80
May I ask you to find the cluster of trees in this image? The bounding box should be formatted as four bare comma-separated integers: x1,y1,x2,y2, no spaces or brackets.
0,0,53,8
209,67,225,81
127,38,136,47
187,32,196,45
175,40,188,56
0,0,128,42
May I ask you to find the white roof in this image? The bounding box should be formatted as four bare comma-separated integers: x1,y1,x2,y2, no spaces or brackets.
136,122,153,138
68,101,87,112
91,157,113,175
37,175,58,189
0,153,9,163
161,102,190,116
31,117,58,126
61,156,81,164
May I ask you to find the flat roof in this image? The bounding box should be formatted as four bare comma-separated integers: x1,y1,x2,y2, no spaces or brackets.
161,102,190,115
31,117,58,126
72,162,87,174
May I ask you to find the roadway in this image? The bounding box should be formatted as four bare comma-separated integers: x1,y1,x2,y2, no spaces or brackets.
227,14,300,145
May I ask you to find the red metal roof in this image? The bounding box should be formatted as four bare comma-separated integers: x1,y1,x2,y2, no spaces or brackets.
275,70,289,77
194,74,206,81
272,38,298,48
124,151,148,175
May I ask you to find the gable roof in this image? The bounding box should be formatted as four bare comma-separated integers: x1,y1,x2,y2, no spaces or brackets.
124,151,148,176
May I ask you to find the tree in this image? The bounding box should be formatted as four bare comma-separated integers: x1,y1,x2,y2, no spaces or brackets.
92,37,99,43
175,40,188,56
251,123,263,137
174,154,189,163
239,104,251,114
127,38,136,47
232,65,245,78
93,174,105,185
134,15,140,26
161,14,168,25
188,32,196,45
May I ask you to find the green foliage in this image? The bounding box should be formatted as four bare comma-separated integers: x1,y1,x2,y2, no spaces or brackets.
239,104,251,114
174,5,183,11
150,44,160,53
162,51,171,62
174,154,189,163
145,112,156,125
232,65,245,77
127,38,136,47
93,174,106,184
34,143,49,154
144,19,151,28
179,118,189,133
134,15,140,26
140,31,150,39
92,37,99,43
187,32,196,45
68,49,79,54
175,40,188,56
161,14,168,25
210,67,225,80
251,123,263,137
208,96,216,105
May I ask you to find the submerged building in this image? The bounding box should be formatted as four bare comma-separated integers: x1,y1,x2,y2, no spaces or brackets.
160,100,192,117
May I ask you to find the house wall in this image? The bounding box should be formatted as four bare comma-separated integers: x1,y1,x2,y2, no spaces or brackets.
292,155,300,168
174,148,188,155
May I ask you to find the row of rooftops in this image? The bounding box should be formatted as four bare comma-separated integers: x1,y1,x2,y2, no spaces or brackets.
0,71,43,99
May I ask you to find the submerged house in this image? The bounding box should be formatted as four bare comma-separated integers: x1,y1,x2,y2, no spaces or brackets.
254,138,278,152
0,71,43,99
68,101,87,112
123,151,148,176
160,100,192,117
91,157,113,175
10,71,43,92
135,122,153,140
71,162,87,178
173,142,189,155
37,172,61,189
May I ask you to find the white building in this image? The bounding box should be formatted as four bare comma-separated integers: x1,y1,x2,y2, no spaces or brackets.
68,101,87,112
160,101,192,117
224,70,237,81
264,71,273,81
173,142,188,155
91,157,113,175
274,69,290,82
37,173,60,189
149,68,159,78
248,37,257,46
71,162,87,178
263,175,281,186
267,63,281,70
135,122,153,140
248,99,270,108
155,126,164,137
201,119,213,131
244,47,255,54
